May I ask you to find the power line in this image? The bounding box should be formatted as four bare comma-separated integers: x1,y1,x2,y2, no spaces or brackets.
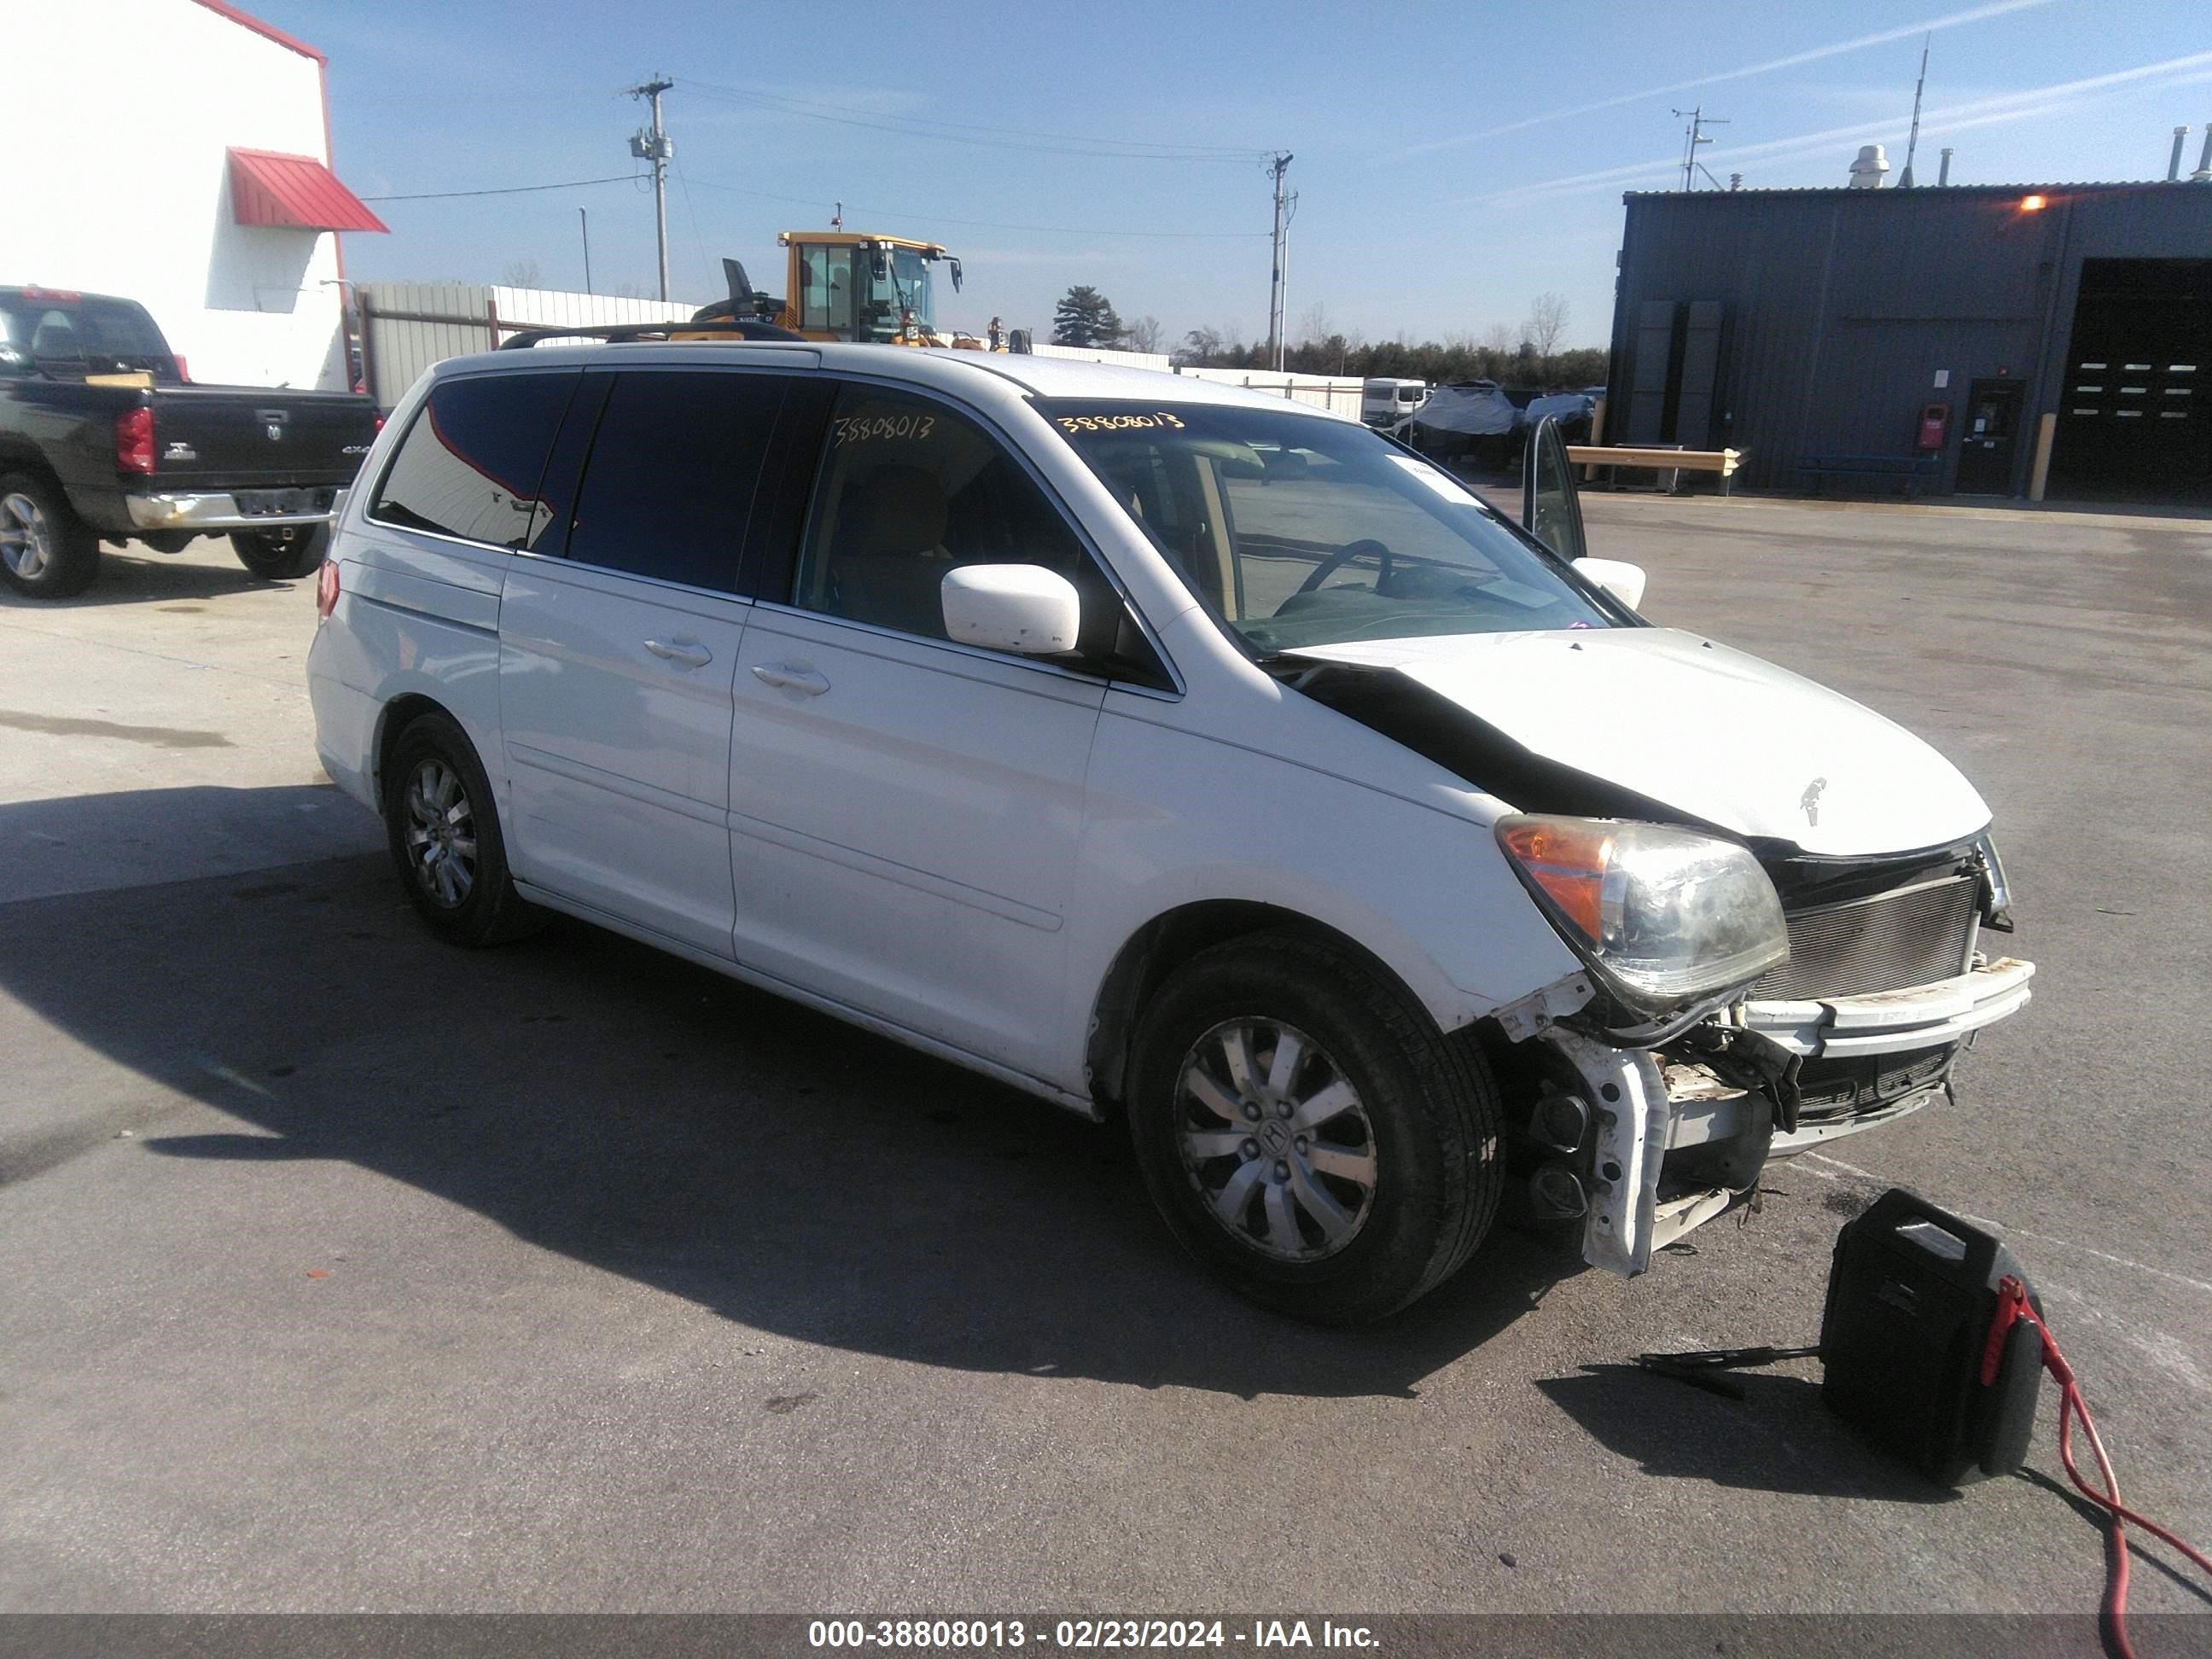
361,174,642,202
674,78,1268,162
684,176,1267,239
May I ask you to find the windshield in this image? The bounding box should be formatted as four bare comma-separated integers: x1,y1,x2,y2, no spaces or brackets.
1041,399,1612,652
0,294,178,379
865,247,936,341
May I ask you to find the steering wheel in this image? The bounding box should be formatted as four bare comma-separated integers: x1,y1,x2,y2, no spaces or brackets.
1295,538,1395,597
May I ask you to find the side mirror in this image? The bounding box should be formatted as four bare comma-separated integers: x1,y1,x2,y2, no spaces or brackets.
941,564,1081,655
1575,557,1648,611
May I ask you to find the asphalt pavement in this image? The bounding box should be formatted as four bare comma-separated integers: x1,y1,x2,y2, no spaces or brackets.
1,504,2208,1622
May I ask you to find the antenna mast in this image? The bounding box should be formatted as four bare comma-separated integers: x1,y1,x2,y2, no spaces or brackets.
1673,108,1728,191
1900,34,1932,188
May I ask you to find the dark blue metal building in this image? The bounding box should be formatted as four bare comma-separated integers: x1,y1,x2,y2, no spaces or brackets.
1604,181,2212,504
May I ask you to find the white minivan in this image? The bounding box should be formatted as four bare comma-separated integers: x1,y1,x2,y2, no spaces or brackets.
1361,376,1427,428
308,341,2031,1324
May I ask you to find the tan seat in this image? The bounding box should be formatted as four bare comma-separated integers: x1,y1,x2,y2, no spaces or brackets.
828,464,954,637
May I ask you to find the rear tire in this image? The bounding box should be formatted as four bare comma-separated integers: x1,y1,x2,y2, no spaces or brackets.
1127,931,1502,1324
0,472,100,598
231,524,328,579
381,712,544,946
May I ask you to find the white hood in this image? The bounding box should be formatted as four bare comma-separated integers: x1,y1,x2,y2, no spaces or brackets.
1290,628,1990,856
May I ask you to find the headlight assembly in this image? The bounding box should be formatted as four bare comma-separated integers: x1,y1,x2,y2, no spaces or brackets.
1497,815,1790,1013
1974,830,2014,932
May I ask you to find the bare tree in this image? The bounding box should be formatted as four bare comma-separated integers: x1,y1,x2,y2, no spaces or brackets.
1295,301,1334,346
500,258,543,289
1481,322,1518,356
1125,315,1165,355
1524,292,1570,358
1179,325,1225,364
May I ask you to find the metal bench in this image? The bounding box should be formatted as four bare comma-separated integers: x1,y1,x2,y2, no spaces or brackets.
1567,445,1744,496
1798,454,1941,498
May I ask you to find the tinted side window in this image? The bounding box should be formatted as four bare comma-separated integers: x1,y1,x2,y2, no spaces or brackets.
372,373,577,550
565,370,783,592
793,385,1107,649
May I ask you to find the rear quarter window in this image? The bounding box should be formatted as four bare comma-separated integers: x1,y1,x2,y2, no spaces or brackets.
371,372,580,550
562,370,786,592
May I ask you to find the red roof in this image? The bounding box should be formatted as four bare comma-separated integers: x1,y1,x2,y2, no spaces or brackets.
229,148,387,234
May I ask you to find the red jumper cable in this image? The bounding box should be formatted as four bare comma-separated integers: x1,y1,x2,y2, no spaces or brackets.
1985,1276,2212,1658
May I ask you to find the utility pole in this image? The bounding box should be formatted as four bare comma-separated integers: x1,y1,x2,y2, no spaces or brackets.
1900,33,1932,187
627,76,675,300
1266,151,1294,372
579,207,592,295
1672,107,1727,191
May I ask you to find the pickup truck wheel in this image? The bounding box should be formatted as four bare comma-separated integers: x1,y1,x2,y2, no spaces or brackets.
1126,932,1502,1324
381,713,544,947
231,525,327,580
0,473,100,598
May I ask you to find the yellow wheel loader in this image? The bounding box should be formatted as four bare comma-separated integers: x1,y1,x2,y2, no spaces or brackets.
690,232,999,349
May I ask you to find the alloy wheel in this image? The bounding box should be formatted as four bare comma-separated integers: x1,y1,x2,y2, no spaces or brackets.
403,758,478,908
1174,1016,1378,1261
0,492,53,580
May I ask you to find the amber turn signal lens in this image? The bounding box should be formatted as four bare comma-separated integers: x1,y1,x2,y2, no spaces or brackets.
1498,818,1614,942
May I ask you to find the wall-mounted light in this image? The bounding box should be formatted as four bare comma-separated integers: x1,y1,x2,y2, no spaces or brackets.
2020,193,2049,212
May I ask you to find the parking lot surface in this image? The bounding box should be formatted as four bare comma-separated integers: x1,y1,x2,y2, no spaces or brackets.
2,504,2209,1616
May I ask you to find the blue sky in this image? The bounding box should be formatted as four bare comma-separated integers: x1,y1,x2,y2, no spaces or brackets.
270,0,2210,352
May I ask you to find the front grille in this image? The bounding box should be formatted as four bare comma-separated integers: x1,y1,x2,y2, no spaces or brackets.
1754,873,1978,1000
1796,1045,1956,1123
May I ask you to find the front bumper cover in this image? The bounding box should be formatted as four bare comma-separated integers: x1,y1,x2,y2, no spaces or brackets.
1542,957,2034,1276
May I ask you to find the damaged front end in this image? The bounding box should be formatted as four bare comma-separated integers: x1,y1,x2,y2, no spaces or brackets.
1496,834,2033,1278
1273,654,2034,1278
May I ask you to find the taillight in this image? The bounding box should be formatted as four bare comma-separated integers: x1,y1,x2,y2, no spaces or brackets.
316,556,341,620
374,414,386,433
114,405,156,474
172,355,190,382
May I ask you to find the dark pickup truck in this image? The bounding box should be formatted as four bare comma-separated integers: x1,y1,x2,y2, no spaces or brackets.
0,286,381,598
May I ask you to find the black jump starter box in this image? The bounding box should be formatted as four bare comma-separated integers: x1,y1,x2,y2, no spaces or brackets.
1819,1187,2045,1487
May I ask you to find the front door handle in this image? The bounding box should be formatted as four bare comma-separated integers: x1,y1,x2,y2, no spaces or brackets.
645,638,713,670
751,662,830,696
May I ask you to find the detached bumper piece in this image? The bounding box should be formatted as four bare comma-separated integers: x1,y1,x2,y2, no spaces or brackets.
125,487,338,533
1738,956,2034,1058
1539,958,2034,1278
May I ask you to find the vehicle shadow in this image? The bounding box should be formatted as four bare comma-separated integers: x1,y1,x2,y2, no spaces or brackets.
0,805,1580,1400
0,546,310,608
1534,1364,1956,1503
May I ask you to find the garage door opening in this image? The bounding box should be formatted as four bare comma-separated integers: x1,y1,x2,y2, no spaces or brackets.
2048,259,2212,506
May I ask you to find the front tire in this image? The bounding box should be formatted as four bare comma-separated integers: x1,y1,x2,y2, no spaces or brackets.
231,524,328,579
0,472,100,598
381,712,543,946
1127,931,1502,1324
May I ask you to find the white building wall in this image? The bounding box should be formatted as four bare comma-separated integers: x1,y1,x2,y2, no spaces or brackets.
9,0,348,390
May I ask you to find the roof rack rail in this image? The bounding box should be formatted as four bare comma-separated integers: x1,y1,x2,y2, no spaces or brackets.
497,317,808,351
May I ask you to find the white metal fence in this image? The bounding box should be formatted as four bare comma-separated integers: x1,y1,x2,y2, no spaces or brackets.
1172,367,1365,420
356,282,707,408
358,284,1368,422
1027,344,1363,419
